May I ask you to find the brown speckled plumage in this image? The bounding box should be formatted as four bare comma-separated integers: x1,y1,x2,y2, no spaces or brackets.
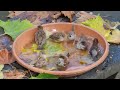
35,25,46,49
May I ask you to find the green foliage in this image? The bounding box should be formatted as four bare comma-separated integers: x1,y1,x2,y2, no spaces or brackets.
0,19,33,40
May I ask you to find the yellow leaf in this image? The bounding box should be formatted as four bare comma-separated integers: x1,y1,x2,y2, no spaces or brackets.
0,72,3,79
82,15,111,38
0,64,4,71
107,29,120,44
82,15,120,44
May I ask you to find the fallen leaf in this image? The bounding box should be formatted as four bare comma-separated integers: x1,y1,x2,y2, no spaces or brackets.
30,73,59,79
0,49,15,64
61,11,75,22
75,11,96,23
0,72,3,79
0,19,34,40
7,11,15,18
82,15,111,39
7,11,29,18
0,64,4,79
0,64,4,71
32,11,62,25
14,11,26,16
103,19,120,30
9,11,75,25
29,76,38,79
48,11,61,19
9,11,51,26
82,15,120,44
107,29,120,44
0,34,15,64
3,70,26,79
0,34,13,50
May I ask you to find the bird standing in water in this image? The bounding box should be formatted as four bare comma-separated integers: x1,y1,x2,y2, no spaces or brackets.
35,25,46,50
49,32,65,42
89,38,99,58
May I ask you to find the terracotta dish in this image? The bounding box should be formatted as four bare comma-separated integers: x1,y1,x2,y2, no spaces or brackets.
12,23,109,77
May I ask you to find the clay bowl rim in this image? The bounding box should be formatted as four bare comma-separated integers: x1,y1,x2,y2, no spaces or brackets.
12,22,109,77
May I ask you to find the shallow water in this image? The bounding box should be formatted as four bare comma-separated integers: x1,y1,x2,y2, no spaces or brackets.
19,32,104,71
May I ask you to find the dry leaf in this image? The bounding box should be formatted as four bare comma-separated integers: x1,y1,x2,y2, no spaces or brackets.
9,11,75,25
61,11,75,22
32,11,62,25
32,11,50,25
82,15,120,44
0,49,15,64
35,11,49,19
75,11,96,23
10,11,36,22
7,11,26,18
14,11,26,16
0,34,15,64
3,70,26,79
107,29,120,44
48,11,61,19
0,64,4,79
10,11,50,26
7,11,15,18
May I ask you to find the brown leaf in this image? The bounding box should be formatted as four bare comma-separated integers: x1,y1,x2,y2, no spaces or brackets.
30,11,48,25
31,11,62,25
3,70,26,79
61,11,75,22
0,49,15,64
14,11,26,16
35,11,49,19
48,11,62,19
7,11,26,18
9,11,75,25
7,11,15,18
0,34,15,64
75,11,96,23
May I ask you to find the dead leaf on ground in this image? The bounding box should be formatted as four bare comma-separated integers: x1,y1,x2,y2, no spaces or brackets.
61,11,75,22
0,34,15,64
14,11,26,16
7,11,15,18
0,64,4,79
8,11,76,25
0,49,15,64
107,29,120,44
7,11,26,18
75,11,96,23
3,69,27,79
48,11,62,19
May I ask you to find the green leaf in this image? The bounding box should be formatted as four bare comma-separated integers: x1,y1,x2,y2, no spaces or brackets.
43,40,65,56
0,19,34,40
37,73,59,79
30,73,59,79
29,76,38,79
